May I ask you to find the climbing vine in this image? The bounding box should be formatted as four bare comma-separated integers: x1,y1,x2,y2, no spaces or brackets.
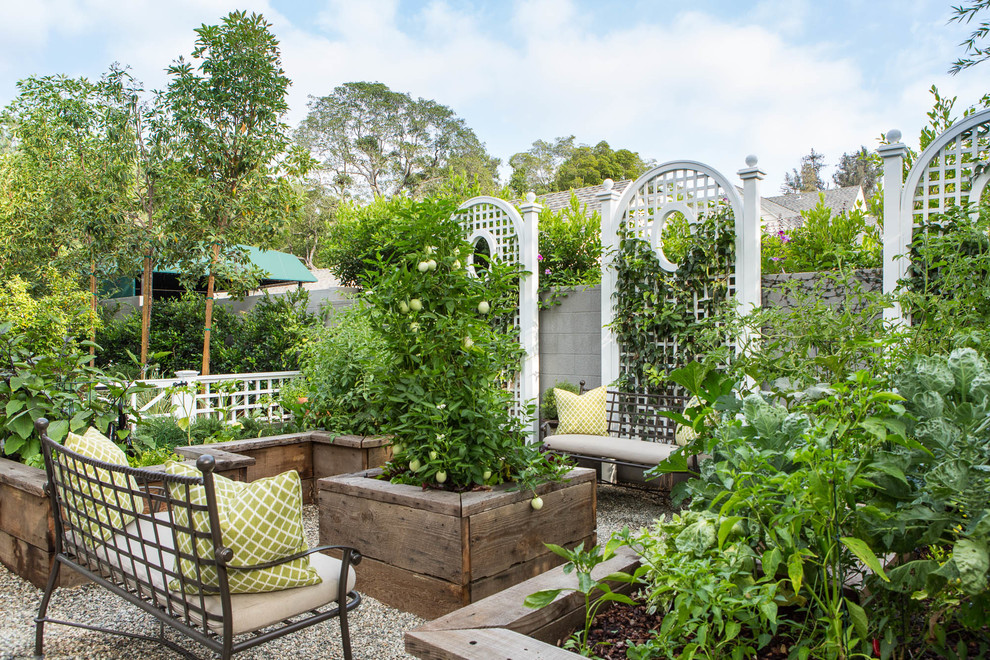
612,204,736,393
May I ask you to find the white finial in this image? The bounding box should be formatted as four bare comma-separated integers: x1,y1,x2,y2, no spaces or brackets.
525,191,536,203
745,154,758,167
886,129,902,143
602,178,614,191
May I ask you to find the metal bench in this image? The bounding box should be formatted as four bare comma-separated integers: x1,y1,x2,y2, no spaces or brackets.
33,418,363,660
540,381,694,488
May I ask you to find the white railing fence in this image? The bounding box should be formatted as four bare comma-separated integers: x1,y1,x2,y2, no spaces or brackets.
130,371,301,425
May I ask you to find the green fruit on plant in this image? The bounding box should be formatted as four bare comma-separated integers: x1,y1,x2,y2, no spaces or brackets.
409,459,421,472
427,259,437,271
477,301,490,314
436,471,447,484
453,259,461,269
482,469,492,481
429,450,438,460
418,261,430,272
463,336,474,349
531,496,544,510
409,298,423,311
398,301,409,314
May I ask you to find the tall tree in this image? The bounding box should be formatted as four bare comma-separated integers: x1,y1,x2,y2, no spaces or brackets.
554,140,649,191
280,182,338,269
162,10,306,375
296,82,498,199
781,148,827,194
832,146,881,197
1,72,139,350
508,136,575,195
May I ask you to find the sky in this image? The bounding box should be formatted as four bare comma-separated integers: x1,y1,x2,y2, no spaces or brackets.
1,0,987,193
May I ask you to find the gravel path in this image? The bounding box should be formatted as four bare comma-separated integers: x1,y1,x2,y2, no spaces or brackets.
0,484,672,659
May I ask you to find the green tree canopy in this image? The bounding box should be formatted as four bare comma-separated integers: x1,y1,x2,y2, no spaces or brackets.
781,148,827,194
161,10,307,374
554,141,649,191
832,146,881,197
950,0,990,73
296,81,499,199
508,136,575,195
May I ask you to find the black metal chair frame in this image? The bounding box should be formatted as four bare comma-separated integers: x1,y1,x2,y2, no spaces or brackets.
33,418,363,660
540,380,693,487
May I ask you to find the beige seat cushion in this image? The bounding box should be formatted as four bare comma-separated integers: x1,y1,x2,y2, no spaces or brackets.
544,433,680,466
92,514,356,636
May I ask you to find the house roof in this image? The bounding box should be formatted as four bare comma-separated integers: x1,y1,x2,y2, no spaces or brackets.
536,180,633,215
153,246,317,284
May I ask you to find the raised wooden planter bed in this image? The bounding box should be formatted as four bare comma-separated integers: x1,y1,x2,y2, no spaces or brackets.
0,430,391,589
405,545,640,658
318,467,597,620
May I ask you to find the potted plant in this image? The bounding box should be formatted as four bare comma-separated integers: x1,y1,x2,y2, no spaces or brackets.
318,198,596,619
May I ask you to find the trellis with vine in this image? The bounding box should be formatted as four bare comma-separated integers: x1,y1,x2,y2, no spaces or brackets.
612,204,736,393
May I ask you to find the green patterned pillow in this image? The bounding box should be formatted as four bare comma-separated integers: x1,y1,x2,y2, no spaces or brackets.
165,461,321,594
63,427,140,541
555,386,608,436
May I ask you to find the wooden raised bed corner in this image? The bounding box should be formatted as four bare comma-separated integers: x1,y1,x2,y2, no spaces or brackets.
318,467,597,620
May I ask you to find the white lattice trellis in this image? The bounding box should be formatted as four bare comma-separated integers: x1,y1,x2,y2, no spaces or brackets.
881,109,990,321
452,195,540,439
600,159,763,389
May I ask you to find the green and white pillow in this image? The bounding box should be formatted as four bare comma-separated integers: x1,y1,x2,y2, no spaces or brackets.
165,461,321,594
555,386,608,436
63,427,140,541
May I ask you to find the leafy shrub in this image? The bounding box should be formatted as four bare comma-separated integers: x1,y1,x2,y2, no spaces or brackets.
540,380,579,420
0,270,96,354
762,196,882,274
319,196,418,287
0,324,149,466
128,446,181,468
537,195,601,307
282,302,390,435
133,415,188,451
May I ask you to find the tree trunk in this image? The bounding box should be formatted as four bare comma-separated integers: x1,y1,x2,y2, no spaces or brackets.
140,252,153,378
201,243,220,376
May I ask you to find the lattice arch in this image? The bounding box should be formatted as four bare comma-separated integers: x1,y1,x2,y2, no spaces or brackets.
451,196,540,439
600,159,763,391
881,109,990,319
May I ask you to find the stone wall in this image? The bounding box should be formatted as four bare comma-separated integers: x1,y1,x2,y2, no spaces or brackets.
761,269,883,310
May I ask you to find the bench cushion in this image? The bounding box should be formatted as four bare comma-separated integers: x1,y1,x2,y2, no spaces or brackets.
544,433,680,466
165,462,320,594
555,386,607,435
96,514,356,635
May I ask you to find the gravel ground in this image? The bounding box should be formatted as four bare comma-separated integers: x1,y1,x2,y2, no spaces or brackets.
0,483,672,660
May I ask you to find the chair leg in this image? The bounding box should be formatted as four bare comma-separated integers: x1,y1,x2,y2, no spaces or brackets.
34,558,62,658
340,603,353,660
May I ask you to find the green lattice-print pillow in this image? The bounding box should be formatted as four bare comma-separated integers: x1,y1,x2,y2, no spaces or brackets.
555,386,608,436
165,461,321,594
63,427,140,542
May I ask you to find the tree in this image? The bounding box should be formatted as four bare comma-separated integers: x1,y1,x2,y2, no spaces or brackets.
1,72,140,350
832,146,881,197
781,148,827,193
296,82,498,199
280,182,338,268
554,141,649,191
508,136,575,195
950,0,990,73
162,10,306,375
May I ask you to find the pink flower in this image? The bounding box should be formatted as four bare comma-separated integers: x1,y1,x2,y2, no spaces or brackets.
544,268,551,275
537,254,544,261
777,230,790,244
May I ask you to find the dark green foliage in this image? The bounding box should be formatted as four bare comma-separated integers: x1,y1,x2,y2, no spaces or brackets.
540,381,579,420
133,415,188,451
537,195,602,307
553,141,649,191
318,196,417,287
833,146,881,197
96,289,323,376
781,148,827,193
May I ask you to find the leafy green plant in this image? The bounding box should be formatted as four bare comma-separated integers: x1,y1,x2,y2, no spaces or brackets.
619,511,781,660
537,194,602,309
762,197,881,275
362,198,565,491
283,302,390,435
524,537,645,657
540,380,579,420
133,415,188,451
128,445,181,468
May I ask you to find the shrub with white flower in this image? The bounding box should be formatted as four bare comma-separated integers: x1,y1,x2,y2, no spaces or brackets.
362,198,566,490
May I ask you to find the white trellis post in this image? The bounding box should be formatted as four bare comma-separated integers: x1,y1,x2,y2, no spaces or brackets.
598,178,622,388
736,155,764,317
518,192,542,441
879,129,909,323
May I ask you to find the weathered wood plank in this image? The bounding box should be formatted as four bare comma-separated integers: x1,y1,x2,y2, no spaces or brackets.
470,534,594,603
406,628,576,660
325,553,467,620
0,457,47,497
459,468,595,517
309,432,392,449
414,547,640,635
312,442,391,478
468,482,595,580
0,530,87,589
318,473,462,516
319,491,465,581
0,478,54,550
242,443,313,481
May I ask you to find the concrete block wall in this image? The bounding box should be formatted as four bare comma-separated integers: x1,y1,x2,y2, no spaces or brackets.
762,269,882,310
538,286,602,401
